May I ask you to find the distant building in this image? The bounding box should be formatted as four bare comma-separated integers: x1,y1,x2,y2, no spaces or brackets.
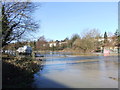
48,41,67,47
17,45,32,54
59,41,67,46
49,42,57,47
36,41,47,50
97,37,114,42
97,36,118,53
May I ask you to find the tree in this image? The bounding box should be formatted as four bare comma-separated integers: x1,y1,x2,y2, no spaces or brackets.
73,38,81,49
79,29,101,53
71,34,80,42
115,29,120,44
115,29,120,53
68,34,80,48
2,2,38,47
80,38,94,53
104,31,108,45
64,37,69,41
36,36,47,50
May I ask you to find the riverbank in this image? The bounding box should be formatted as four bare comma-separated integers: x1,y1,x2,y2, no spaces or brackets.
2,55,41,88
71,53,118,57
34,50,118,57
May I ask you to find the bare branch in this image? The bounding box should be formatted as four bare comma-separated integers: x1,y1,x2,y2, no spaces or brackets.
2,2,39,47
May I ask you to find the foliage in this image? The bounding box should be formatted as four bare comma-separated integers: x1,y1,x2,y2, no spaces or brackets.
79,37,94,53
104,31,108,45
2,56,41,88
79,29,101,53
59,43,68,50
115,29,120,46
68,34,80,48
64,37,69,41
73,38,81,48
41,29,102,53
57,29,102,53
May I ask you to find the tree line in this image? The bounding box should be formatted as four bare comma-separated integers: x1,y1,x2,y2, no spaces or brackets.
3,28,119,54
35,29,119,53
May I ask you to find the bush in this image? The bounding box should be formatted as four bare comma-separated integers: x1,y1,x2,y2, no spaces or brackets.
2,56,41,88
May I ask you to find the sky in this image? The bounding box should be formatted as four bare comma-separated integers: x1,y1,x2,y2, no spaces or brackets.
32,2,118,41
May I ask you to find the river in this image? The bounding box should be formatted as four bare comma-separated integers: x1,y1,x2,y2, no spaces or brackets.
32,52,118,88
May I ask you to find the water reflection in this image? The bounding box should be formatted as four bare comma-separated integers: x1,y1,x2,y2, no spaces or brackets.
32,53,118,88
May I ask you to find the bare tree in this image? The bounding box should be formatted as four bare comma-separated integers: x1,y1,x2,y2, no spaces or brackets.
79,29,101,53
36,36,47,50
2,2,39,47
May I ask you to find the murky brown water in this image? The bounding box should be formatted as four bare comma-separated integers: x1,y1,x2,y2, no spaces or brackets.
32,53,118,88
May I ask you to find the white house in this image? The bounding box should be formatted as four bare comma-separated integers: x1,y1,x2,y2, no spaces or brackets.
59,41,67,46
49,42,57,47
97,37,113,42
17,45,32,54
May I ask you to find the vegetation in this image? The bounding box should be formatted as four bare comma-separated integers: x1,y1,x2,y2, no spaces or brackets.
2,2,38,48
4,28,118,54
1,2,119,88
1,2,40,88
36,36,48,50
35,29,103,53
115,29,120,45
103,31,109,47
115,29,120,53
33,29,118,54
2,56,41,88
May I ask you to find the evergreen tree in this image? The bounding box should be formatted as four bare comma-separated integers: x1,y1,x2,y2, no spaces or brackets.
104,31,108,45
115,29,120,44
115,29,120,53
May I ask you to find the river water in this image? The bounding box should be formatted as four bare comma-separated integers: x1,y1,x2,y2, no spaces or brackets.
32,52,118,88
